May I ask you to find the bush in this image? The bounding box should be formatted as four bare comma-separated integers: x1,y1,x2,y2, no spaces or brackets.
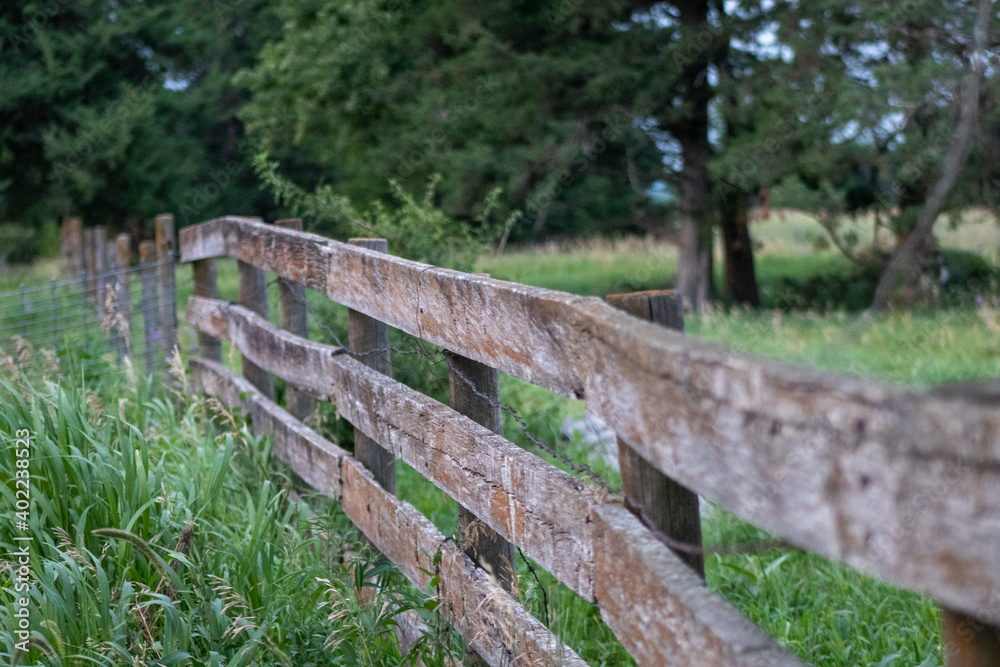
0,226,38,266
254,154,514,272
934,248,999,290
0,221,60,266
764,247,1000,312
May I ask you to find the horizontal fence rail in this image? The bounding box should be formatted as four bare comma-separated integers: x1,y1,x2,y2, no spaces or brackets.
180,216,1000,632
184,294,807,666
190,357,589,667
185,296,599,598
189,355,802,667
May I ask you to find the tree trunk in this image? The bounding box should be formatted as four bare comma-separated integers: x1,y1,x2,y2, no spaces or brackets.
871,0,990,310
720,189,760,306
672,0,713,312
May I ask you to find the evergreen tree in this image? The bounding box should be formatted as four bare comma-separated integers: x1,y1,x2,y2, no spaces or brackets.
237,0,662,241
0,0,281,234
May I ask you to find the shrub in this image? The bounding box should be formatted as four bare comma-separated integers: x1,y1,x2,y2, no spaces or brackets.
254,154,515,272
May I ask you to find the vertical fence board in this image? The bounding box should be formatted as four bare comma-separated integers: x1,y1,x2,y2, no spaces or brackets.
155,214,177,359
607,290,705,578
61,216,83,274
139,241,159,376
82,228,95,301
348,238,395,494
275,218,313,421
192,258,222,362
238,259,274,399
943,607,1000,667
93,226,107,319
104,239,117,330
112,234,132,358
447,351,517,592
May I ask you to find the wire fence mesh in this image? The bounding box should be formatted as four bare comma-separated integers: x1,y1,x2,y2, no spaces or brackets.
0,258,175,385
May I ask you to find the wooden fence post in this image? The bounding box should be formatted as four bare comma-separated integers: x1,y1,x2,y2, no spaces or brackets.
606,289,705,578
447,351,517,591
347,238,394,493
82,227,94,300
114,234,132,358
238,257,274,400
276,218,313,421
92,226,106,318
139,241,159,376
192,258,222,362
104,239,117,322
61,216,82,274
155,214,177,359
942,607,1000,667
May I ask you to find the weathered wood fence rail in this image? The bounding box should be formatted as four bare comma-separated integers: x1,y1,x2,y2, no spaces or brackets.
179,216,1000,666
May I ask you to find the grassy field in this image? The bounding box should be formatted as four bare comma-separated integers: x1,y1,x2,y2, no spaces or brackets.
0,363,465,666
4,209,999,665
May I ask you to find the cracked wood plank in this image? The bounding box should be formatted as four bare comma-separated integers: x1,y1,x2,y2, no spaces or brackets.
190,356,803,666
186,297,599,600
179,217,1000,622
592,504,804,667
189,357,585,667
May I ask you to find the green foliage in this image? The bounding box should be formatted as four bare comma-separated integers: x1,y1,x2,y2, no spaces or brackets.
255,153,513,271
0,0,282,230
237,0,656,241
704,509,941,667
763,249,1000,312
0,363,462,666
0,221,59,266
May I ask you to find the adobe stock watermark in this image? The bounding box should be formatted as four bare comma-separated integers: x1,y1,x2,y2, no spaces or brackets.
8,428,34,654
3,0,72,53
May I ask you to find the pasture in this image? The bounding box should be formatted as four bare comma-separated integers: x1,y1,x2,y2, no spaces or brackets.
2,209,998,665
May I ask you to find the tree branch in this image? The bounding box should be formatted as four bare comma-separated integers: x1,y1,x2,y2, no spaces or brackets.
870,0,991,310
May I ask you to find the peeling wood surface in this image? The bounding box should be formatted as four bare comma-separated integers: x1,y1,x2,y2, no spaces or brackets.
608,290,704,579
180,217,1000,622
593,504,804,667
186,297,599,600
190,356,801,667
189,358,585,667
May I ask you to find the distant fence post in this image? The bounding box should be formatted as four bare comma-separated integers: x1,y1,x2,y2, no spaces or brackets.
82,227,95,301
447,350,517,591
606,289,705,578
113,234,132,358
347,238,394,493
155,214,177,360
238,256,274,400
92,226,107,319
942,607,1000,666
104,238,117,321
275,218,313,421
192,257,222,362
61,216,83,274
139,241,159,376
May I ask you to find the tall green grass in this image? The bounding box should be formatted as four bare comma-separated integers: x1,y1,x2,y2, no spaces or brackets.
0,361,460,666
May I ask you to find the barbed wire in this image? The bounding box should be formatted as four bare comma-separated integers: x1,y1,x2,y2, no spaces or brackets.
182,266,799,558
289,292,623,496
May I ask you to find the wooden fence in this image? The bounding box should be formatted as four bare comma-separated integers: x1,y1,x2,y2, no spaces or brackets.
55,216,177,376
176,215,1000,666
